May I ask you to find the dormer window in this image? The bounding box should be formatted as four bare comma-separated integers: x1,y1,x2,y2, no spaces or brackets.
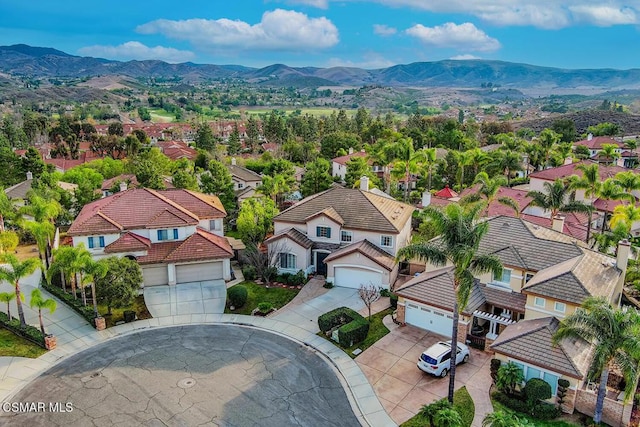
88,236,105,249
380,235,393,248
158,228,179,241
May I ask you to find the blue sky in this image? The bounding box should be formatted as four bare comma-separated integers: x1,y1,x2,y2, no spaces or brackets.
1,0,639,69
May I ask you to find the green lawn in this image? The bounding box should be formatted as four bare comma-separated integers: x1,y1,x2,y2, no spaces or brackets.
224,281,299,315
0,328,46,358
98,295,152,328
401,387,475,427
491,401,581,427
148,108,176,123
317,307,393,359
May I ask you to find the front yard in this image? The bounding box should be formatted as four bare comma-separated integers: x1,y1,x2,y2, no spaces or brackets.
0,327,46,358
224,281,299,315
401,386,475,427
98,295,152,328
491,400,581,427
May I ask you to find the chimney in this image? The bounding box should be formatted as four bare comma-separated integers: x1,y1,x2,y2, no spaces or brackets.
421,191,431,207
617,239,631,273
26,171,33,180
564,157,573,165
587,133,593,141
119,181,127,192
360,176,370,192
348,147,354,155
231,157,237,166
552,215,565,233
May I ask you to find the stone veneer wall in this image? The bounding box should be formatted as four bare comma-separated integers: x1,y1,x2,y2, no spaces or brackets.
574,389,632,427
396,302,406,324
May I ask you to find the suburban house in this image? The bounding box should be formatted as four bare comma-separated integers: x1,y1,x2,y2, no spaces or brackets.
395,216,631,425
573,134,624,161
331,149,368,181
155,140,198,161
266,177,414,289
100,174,140,198
68,188,233,289
4,172,77,207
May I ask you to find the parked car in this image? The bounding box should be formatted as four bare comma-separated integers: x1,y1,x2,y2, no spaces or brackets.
417,341,470,377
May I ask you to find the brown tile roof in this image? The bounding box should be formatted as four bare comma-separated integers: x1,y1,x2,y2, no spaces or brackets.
593,198,631,214
324,239,395,271
574,136,623,150
529,160,630,182
395,267,485,315
331,150,367,166
104,232,151,253
4,179,33,200
490,317,592,379
460,186,531,216
101,174,139,191
69,188,225,236
265,228,313,249
137,241,182,265
158,189,227,218
163,228,233,263
228,164,262,183
304,207,344,225
522,249,621,305
274,186,414,234
479,284,527,313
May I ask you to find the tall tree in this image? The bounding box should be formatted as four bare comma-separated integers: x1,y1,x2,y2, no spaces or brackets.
568,163,601,244
344,156,378,189
22,221,54,270
0,291,15,319
0,254,41,328
613,171,640,194
199,160,235,213
527,180,592,227
301,158,332,197
29,288,56,336
553,297,640,425
0,190,14,232
417,147,437,191
95,257,142,315
491,150,522,186
388,135,420,202
461,172,520,217
610,204,640,232
237,197,278,244
227,123,242,155
195,122,216,151
597,178,634,233
397,203,503,403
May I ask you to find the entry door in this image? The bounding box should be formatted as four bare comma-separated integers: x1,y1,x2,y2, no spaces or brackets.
315,252,329,275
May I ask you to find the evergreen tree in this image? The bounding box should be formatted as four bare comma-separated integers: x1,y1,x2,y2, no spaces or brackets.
195,123,216,151
227,123,242,155
200,160,236,212
301,158,332,197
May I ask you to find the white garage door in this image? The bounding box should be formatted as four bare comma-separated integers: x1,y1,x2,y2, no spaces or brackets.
176,262,223,284
334,267,383,289
405,302,453,337
143,265,168,287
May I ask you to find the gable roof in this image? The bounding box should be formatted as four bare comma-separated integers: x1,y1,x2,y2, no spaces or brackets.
574,136,623,150
265,228,313,249
101,174,139,191
104,232,151,253
304,207,344,225
434,185,458,198
69,188,224,236
274,186,414,234
490,317,592,379
4,179,33,200
529,160,629,182
522,250,621,305
163,228,233,263
158,189,226,218
331,150,367,166
324,239,395,271
395,267,485,315
228,164,262,182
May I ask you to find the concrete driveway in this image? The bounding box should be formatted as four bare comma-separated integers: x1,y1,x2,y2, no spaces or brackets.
143,280,226,317
6,325,361,427
356,322,492,425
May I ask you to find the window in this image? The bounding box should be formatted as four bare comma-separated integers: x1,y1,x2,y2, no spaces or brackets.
209,219,220,231
554,302,566,313
316,226,331,238
525,273,535,283
279,253,296,269
340,230,353,243
88,236,105,249
157,229,179,241
99,236,105,248
238,182,244,189
380,235,393,247
534,297,546,307
493,268,512,285
543,372,559,395
526,366,541,382
88,237,94,249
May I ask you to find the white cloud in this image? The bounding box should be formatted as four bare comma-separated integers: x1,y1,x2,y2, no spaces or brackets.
569,5,636,26
450,54,481,60
78,41,195,63
312,1,640,29
406,22,501,52
137,9,339,52
373,24,397,36
287,0,329,8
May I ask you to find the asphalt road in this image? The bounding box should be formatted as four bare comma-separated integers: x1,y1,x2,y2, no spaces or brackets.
4,325,360,426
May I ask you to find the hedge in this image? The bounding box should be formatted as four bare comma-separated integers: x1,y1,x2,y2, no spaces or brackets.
338,317,370,347
318,307,362,333
227,285,248,308
0,311,46,348
42,280,96,326
492,390,561,420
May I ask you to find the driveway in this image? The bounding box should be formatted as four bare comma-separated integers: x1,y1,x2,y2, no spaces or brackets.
143,280,226,317
5,325,361,427
356,322,492,425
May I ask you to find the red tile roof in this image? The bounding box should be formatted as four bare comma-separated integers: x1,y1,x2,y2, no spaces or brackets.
69,188,224,235
163,228,233,263
331,150,367,166
529,160,630,182
104,232,151,253
593,198,631,213
101,174,139,191
460,186,532,216
574,136,623,150
434,185,458,198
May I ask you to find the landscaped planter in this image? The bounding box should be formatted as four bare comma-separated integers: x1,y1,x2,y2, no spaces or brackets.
123,310,136,323
44,335,57,350
251,307,276,317
94,316,106,331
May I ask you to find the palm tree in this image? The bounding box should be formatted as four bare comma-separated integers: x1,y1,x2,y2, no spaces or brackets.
461,172,520,217
482,410,526,427
599,143,621,164
536,129,561,168
597,178,635,234
568,163,601,244
456,149,475,190
468,148,491,181
20,195,62,267
397,203,503,403
610,204,640,232
22,221,54,270
81,259,108,318
613,171,640,194
391,147,424,202
0,190,14,233
553,297,640,425
527,179,592,227
29,288,56,336
624,138,638,167
417,147,437,191
0,291,16,319
433,407,463,427
0,254,41,328
492,150,522,186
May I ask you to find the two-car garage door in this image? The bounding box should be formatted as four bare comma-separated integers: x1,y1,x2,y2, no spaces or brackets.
405,302,453,337
176,262,223,283
334,267,382,289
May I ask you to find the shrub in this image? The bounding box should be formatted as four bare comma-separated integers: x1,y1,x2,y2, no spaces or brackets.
557,378,570,406
323,281,334,289
242,265,257,281
490,358,502,383
531,402,561,420
419,399,452,425
227,285,248,308
276,273,292,284
525,378,552,408
0,311,46,348
390,293,398,309
379,288,390,297
257,302,273,313
338,317,369,347
492,390,529,414
290,270,307,286
318,307,362,333
496,362,525,395
42,280,95,325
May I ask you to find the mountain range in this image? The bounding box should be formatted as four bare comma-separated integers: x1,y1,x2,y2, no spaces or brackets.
2,44,640,90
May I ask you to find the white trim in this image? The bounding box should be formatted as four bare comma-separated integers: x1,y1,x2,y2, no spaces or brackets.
340,230,353,243
554,301,566,313
534,296,546,307
331,264,384,274
508,358,563,394
380,235,393,248
525,305,567,318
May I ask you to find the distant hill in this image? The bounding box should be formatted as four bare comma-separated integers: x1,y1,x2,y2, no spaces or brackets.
3,44,640,91
514,110,640,135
